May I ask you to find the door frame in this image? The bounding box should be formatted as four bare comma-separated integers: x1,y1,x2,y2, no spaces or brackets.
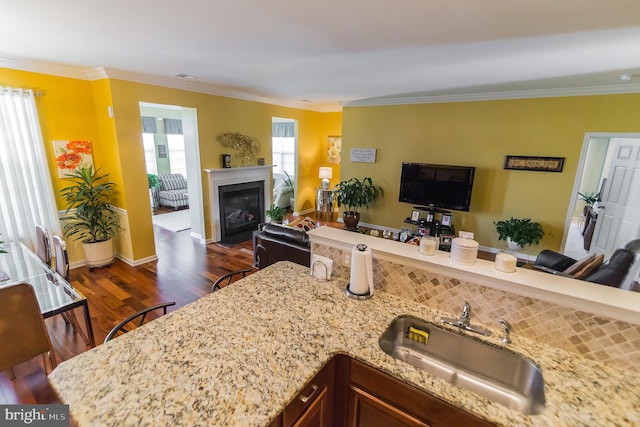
563,132,640,253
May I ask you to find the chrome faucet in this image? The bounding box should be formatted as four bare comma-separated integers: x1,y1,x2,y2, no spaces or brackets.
440,301,491,336
499,318,512,344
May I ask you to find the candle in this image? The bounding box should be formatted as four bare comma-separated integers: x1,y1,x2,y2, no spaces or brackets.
419,237,438,256
495,252,517,273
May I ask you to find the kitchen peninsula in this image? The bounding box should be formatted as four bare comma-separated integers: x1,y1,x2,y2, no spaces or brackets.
49,262,639,426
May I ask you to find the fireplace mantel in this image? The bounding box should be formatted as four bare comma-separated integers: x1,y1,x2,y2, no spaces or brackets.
204,165,274,242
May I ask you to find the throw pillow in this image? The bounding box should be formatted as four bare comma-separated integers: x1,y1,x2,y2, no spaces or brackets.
573,254,605,280
563,254,596,276
288,217,316,231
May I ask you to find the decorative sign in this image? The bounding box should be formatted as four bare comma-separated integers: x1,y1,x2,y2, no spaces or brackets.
503,155,564,172
350,148,377,163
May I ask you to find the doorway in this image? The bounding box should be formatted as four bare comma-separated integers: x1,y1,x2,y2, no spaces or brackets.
564,133,640,287
139,103,205,242
272,117,297,212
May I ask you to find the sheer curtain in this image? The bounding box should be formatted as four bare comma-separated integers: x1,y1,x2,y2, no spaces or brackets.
0,87,61,248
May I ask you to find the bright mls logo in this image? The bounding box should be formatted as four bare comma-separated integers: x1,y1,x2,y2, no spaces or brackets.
0,405,69,426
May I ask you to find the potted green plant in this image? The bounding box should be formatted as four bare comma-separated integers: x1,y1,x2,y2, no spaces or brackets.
148,173,161,211
266,204,286,224
578,191,599,215
333,177,383,230
60,166,120,268
494,217,544,250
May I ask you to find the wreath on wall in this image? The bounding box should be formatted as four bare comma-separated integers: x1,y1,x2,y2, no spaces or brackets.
216,132,260,166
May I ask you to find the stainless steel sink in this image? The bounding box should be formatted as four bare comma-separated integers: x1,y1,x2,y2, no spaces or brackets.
379,315,545,415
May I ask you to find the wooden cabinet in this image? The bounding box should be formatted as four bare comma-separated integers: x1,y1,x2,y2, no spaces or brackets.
276,355,493,427
343,357,494,427
281,357,335,427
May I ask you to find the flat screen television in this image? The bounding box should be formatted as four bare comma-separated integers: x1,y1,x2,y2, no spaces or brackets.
399,162,476,211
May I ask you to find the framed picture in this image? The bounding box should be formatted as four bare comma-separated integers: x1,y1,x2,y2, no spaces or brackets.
53,140,94,178
441,214,452,227
158,144,167,159
503,155,564,172
222,154,231,168
410,209,421,222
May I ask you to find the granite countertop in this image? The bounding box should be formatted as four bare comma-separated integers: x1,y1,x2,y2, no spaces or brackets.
49,262,640,427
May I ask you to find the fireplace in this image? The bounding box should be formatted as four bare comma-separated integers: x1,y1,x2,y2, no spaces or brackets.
204,165,274,243
219,181,264,244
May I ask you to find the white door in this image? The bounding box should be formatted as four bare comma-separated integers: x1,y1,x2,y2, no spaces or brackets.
591,138,640,288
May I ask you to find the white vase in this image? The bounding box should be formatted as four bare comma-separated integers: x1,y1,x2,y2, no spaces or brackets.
82,239,114,268
506,237,522,251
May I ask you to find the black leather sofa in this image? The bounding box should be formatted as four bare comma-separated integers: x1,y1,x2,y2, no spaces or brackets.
533,239,640,288
253,224,311,269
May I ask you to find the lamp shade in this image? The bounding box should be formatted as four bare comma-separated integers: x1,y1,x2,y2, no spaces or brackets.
319,167,333,179
319,167,332,189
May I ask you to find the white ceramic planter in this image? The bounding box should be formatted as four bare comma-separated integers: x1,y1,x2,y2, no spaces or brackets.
506,237,523,251
82,239,114,268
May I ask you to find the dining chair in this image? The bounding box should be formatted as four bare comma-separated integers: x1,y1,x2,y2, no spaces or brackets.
52,235,92,346
0,283,57,379
35,225,51,266
210,268,253,293
104,302,176,343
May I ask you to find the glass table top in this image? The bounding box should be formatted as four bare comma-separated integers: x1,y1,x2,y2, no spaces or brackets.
0,241,86,316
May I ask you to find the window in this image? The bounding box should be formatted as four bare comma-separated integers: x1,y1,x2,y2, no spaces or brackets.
272,136,295,177
167,134,187,177
142,133,157,175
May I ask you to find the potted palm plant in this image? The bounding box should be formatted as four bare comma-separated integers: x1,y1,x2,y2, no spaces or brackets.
578,191,599,215
60,166,120,268
333,177,383,231
283,171,295,209
494,217,544,250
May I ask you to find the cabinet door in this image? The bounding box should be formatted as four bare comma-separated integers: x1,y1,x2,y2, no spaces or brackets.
292,386,329,427
283,358,334,427
349,384,430,427
347,358,494,427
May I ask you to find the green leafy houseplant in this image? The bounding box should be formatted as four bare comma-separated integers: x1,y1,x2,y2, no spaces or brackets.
578,191,599,206
60,166,120,244
266,204,286,223
494,217,544,249
333,177,383,230
147,173,161,189
0,233,6,254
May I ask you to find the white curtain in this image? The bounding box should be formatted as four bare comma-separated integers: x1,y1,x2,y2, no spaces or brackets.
0,87,61,248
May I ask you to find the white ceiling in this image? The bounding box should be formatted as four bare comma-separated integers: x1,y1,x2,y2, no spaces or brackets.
3,0,640,111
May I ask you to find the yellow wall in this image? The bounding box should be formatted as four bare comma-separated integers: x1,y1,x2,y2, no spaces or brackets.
342,94,640,252
2,68,342,263
105,79,342,260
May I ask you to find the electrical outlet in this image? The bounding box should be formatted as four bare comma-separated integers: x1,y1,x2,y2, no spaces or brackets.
342,252,351,266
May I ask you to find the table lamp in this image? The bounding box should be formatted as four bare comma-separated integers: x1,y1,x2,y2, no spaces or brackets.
319,167,332,189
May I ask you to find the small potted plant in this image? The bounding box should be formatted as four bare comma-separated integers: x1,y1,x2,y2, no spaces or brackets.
148,173,161,211
60,166,120,268
333,177,383,231
578,191,599,215
494,217,544,250
266,204,286,224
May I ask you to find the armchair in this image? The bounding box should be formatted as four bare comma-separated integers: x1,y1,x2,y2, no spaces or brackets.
534,239,640,288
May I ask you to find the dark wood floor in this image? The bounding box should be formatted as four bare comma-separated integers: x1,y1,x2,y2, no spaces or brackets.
0,224,256,405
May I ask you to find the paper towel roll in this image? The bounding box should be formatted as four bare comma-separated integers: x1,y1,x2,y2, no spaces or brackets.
349,244,374,296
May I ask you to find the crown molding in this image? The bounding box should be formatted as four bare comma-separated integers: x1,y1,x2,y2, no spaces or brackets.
342,83,640,107
99,67,342,112
0,56,341,113
0,55,91,80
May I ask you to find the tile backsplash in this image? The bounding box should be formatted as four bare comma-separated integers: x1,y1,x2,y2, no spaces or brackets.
313,243,640,373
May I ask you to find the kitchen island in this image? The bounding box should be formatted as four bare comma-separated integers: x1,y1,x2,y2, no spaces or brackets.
49,262,639,426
